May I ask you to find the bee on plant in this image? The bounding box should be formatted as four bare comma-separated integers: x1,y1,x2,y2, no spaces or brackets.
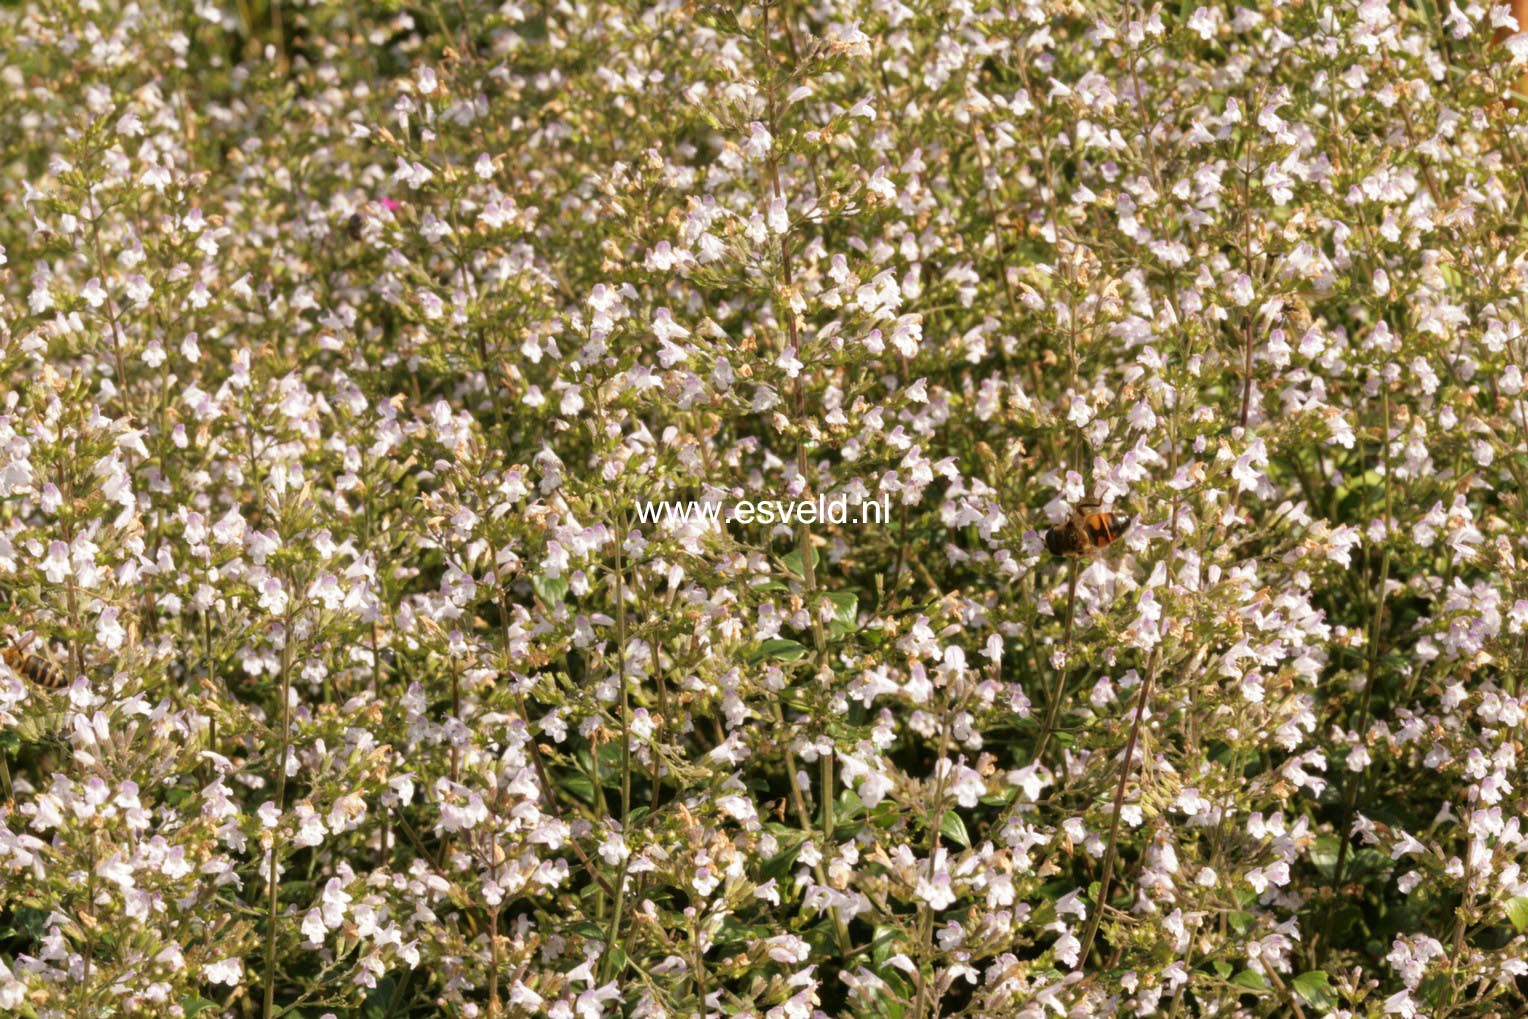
1045,499,1132,558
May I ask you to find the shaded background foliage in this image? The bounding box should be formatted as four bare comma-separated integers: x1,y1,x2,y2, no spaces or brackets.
1,1,1527,1018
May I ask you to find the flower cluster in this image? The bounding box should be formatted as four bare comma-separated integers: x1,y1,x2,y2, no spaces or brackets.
1,1,1527,1017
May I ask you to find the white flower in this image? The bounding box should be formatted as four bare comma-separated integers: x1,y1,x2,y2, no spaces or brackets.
0,960,23,1009
42,541,71,583
598,834,629,865
81,278,108,308
96,607,125,650
1232,438,1268,492
302,908,328,943
1502,364,1523,395
1187,6,1218,39
767,195,789,235
202,958,243,986
745,121,773,160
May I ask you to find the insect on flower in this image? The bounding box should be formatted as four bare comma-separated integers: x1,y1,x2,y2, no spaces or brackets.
1,630,68,690
1045,500,1131,558
345,198,403,239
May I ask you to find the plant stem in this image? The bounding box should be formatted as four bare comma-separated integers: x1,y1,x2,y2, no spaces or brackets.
912,679,968,1019
598,506,633,983
770,700,851,954
1034,556,1080,765
760,0,850,961
263,609,295,1019
1324,383,1393,961
488,904,502,1017
1075,644,1161,967
692,907,708,1019
1076,332,1187,969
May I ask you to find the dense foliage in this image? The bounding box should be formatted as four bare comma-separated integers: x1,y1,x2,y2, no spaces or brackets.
2,1,1528,1016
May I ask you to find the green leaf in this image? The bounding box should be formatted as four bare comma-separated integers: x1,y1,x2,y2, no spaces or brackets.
562,772,597,807
1227,910,1255,936
1505,896,1528,932
364,976,399,1018
1212,961,1232,979
569,920,605,940
1231,970,1268,993
181,998,219,1017
1333,469,1384,509
1310,834,1340,875
871,924,902,967
713,915,767,949
595,741,626,774
1418,974,1449,1007
825,591,859,636
748,638,808,663
532,573,569,604
1292,970,1336,1011
781,545,819,579
760,832,807,882
938,810,970,848
835,787,864,821
603,944,628,978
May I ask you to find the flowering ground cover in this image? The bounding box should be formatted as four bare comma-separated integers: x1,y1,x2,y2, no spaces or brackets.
2,1,1528,1017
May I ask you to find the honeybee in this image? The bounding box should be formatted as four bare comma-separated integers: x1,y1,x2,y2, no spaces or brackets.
1044,500,1132,558
1,631,68,689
